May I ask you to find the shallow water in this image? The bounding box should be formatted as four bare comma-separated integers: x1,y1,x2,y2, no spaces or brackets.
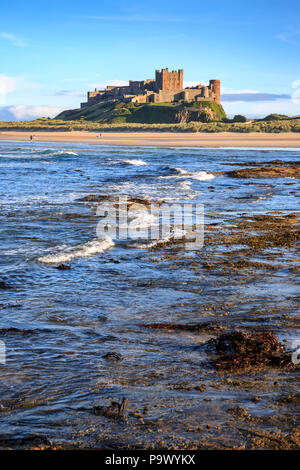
0,142,299,449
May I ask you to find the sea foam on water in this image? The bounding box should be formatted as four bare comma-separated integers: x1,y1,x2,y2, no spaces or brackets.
37,237,114,264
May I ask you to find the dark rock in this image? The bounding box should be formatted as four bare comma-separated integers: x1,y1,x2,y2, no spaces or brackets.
55,264,71,270
218,164,300,179
0,327,39,336
93,398,128,419
103,351,122,361
0,281,11,289
139,322,224,333
0,434,52,449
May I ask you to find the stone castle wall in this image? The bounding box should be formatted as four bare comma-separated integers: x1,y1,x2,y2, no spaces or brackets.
81,68,221,108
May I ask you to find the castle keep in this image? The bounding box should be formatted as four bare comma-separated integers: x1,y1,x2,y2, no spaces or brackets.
81,68,220,108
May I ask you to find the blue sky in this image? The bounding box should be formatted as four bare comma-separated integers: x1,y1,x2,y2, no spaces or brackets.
0,0,300,119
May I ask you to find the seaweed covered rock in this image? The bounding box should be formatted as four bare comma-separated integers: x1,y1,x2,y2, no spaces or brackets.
139,322,224,333
221,163,300,179
211,330,293,370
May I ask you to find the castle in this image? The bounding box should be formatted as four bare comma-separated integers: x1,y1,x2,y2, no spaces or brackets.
81,68,220,108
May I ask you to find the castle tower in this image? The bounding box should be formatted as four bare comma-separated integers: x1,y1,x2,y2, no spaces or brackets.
209,79,221,103
155,68,184,91
178,69,183,89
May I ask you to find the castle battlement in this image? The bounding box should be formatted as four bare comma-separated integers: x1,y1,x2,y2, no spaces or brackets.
81,68,220,108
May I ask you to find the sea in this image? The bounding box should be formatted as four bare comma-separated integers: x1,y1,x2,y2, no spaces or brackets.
0,141,299,448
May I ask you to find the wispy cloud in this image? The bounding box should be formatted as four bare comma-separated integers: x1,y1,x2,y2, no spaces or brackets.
84,14,188,23
54,90,85,97
89,79,128,89
222,92,291,102
0,32,27,47
184,81,203,88
150,33,185,41
221,88,259,94
276,31,300,45
183,85,290,102
63,78,92,83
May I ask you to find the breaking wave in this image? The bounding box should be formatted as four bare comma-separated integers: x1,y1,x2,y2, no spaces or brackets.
37,237,114,264
120,159,147,166
131,230,187,249
120,211,157,231
160,166,215,181
42,150,79,157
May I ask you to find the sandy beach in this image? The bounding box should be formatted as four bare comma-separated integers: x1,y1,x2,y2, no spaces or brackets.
1,130,300,147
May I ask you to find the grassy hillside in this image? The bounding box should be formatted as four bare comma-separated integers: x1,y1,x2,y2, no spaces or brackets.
56,100,227,124
1,117,300,133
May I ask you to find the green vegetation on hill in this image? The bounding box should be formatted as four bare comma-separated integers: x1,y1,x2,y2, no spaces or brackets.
261,114,289,121
56,100,227,124
1,117,300,133
2,99,299,133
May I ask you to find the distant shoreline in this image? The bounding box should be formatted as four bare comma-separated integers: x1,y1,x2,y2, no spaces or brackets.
1,130,300,148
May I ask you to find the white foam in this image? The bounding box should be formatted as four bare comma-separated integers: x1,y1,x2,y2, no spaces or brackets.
122,159,147,166
37,237,114,264
52,150,79,156
125,212,157,230
179,180,192,189
161,167,215,181
36,149,79,157
131,230,187,249
191,172,215,181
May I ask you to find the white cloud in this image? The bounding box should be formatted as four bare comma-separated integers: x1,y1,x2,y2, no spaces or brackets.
184,81,203,88
0,75,19,94
0,32,27,47
0,74,20,105
223,99,300,118
0,75,52,106
292,80,300,89
0,105,65,121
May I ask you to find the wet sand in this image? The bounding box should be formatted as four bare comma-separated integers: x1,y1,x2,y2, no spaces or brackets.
1,130,300,147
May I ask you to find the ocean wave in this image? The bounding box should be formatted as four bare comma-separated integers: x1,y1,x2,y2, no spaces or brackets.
39,150,79,157
160,166,215,181
125,212,157,230
120,159,147,166
0,149,79,159
131,230,187,249
37,237,114,264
